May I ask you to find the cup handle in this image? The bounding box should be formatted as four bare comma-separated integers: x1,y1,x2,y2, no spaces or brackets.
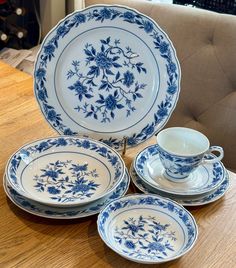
203,146,224,164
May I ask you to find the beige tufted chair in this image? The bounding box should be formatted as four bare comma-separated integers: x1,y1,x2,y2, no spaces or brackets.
84,0,236,170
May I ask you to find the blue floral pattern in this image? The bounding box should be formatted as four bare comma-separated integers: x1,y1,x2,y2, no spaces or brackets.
135,145,225,195
114,216,176,259
130,164,230,206
4,171,130,219
158,146,203,179
7,137,123,199
98,195,197,262
33,160,99,203
67,38,146,123
34,6,180,150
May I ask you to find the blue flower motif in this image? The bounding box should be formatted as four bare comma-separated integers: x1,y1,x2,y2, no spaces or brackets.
56,25,67,37
44,170,59,179
38,90,46,101
35,68,46,80
160,151,173,161
157,106,168,118
167,84,177,95
57,138,67,146
81,140,90,149
159,41,169,54
109,156,118,165
33,159,100,203
102,211,109,220
37,141,49,151
44,43,55,56
71,164,88,172
123,11,135,21
169,62,177,73
98,147,108,155
122,221,144,236
145,125,154,136
68,81,93,101
143,21,153,33
70,178,99,194
73,13,86,25
95,52,113,70
167,202,175,212
176,165,193,174
125,240,136,249
105,94,117,110
99,8,111,19
151,222,168,231
127,137,137,146
48,186,60,195
123,70,134,88
63,128,73,135
72,183,90,193
47,110,57,122
11,158,18,168
148,242,165,252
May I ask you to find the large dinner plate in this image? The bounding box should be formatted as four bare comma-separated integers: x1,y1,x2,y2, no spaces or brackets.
34,5,181,150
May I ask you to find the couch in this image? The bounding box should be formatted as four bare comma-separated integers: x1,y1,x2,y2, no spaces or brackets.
84,0,236,170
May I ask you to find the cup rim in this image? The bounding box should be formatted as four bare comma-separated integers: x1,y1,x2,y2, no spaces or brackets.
156,127,210,157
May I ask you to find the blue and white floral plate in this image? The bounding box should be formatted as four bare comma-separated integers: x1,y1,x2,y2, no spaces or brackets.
34,5,181,150
97,194,198,264
6,136,125,207
130,163,230,206
134,145,225,196
3,169,130,219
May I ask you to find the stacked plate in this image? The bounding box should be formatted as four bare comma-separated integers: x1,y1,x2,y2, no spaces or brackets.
131,144,230,206
4,136,129,219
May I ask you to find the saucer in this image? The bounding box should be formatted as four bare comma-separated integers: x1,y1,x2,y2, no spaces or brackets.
130,163,230,206
6,136,125,207
3,169,130,219
97,194,198,264
134,145,225,196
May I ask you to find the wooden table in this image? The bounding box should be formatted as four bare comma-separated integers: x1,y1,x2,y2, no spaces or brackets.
0,60,236,268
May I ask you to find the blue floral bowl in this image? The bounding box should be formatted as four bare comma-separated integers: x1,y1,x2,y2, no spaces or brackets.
97,194,198,264
6,136,125,207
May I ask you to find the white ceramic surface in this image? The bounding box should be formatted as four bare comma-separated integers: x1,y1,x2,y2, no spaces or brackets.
156,127,224,180
6,136,125,207
97,194,198,264
3,169,130,219
34,5,181,150
130,163,230,206
134,145,225,196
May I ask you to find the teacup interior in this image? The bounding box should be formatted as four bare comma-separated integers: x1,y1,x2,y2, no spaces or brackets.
157,127,209,156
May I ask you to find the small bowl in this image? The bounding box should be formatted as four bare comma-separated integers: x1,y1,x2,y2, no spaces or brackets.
97,194,198,264
6,136,125,207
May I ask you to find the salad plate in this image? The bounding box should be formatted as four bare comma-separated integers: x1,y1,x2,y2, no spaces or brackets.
97,194,198,264
134,145,225,196
3,169,130,219
130,163,230,206
6,136,125,207
34,5,181,150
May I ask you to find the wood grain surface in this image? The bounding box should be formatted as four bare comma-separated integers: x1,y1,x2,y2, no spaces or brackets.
0,61,236,268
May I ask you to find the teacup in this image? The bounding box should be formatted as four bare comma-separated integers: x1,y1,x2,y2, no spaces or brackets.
156,127,224,182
